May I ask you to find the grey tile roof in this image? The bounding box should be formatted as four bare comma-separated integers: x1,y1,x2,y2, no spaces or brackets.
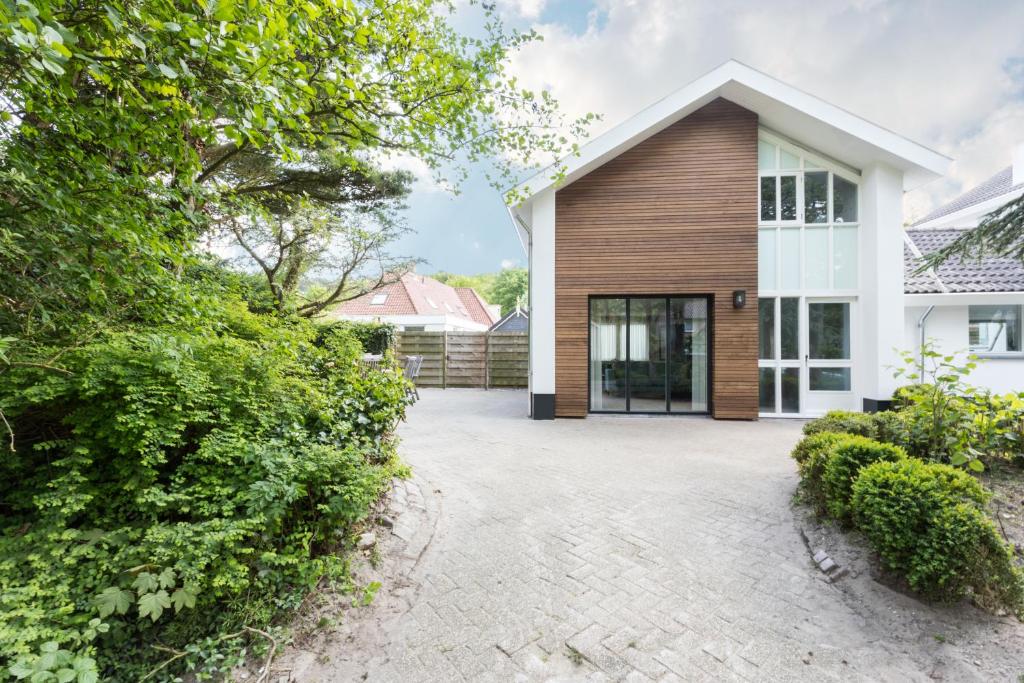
913,167,1021,226
489,309,528,332
904,228,1024,294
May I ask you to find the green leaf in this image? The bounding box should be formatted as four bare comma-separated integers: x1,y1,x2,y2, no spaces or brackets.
157,567,176,589
40,26,63,45
131,572,158,595
55,670,75,683
214,0,235,21
95,586,133,617
9,662,34,679
967,459,984,472
157,64,178,79
170,586,197,612
137,590,171,621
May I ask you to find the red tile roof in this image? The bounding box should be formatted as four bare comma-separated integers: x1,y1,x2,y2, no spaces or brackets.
335,273,495,326
455,287,500,326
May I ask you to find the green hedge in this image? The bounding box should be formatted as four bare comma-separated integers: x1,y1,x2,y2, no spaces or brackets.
0,305,410,680
790,429,1023,615
822,437,907,522
317,320,396,355
802,410,878,438
791,432,852,512
853,460,1023,611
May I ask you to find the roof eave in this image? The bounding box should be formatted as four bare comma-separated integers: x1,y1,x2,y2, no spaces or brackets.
509,60,950,206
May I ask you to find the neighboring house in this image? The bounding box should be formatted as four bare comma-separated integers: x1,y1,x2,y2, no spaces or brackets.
507,60,958,420
490,307,529,332
912,147,1024,229
334,272,500,331
903,147,1024,394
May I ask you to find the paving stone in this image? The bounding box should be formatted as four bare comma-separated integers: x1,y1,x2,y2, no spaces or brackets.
298,389,1024,683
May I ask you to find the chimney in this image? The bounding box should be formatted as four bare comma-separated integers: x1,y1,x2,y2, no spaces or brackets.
1014,143,1024,187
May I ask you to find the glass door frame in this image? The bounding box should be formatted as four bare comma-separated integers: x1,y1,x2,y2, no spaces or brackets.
587,294,713,415
803,296,857,415
758,296,802,417
759,295,858,417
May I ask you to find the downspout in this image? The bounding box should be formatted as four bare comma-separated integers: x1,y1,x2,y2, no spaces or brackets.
508,205,533,415
917,305,935,377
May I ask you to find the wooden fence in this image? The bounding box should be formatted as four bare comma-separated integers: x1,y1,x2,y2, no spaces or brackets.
396,331,528,389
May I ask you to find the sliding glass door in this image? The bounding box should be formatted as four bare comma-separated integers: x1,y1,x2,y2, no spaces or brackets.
589,296,709,414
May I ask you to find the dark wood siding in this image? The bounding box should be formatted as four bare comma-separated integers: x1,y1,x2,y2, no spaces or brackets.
554,98,758,419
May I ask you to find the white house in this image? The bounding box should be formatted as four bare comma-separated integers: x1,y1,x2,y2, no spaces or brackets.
505,60,1021,420
903,146,1024,394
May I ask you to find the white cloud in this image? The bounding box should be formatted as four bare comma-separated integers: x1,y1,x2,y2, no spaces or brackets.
506,0,1024,216
500,258,518,269
499,0,546,20
376,153,453,194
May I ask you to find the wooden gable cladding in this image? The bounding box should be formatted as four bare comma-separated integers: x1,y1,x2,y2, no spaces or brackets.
554,98,759,419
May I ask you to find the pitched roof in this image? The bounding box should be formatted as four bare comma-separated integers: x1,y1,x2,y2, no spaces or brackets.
510,60,949,207
454,287,500,327
335,273,487,324
913,167,1022,227
904,228,1024,294
489,308,529,332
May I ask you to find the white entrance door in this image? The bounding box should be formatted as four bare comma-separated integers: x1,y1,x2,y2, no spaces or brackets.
759,297,857,417
803,298,857,415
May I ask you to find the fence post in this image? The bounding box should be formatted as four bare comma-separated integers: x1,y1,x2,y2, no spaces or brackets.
442,330,448,390
484,331,490,391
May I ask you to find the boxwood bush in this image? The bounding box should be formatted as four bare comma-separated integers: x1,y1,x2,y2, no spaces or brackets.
802,410,878,438
791,432,852,512
853,459,1023,613
0,305,411,680
822,437,907,522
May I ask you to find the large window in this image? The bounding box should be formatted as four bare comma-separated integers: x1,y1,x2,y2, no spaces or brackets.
969,305,1022,353
758,137,859,292
589,297,709,413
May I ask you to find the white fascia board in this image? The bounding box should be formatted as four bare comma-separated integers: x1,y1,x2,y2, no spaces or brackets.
913,185,1024,230
510,60,950,205
905,291,1024,307
507,204,530,255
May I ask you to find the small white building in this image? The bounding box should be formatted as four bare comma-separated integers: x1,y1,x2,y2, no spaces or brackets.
904,147,1024,394
333,272,500,332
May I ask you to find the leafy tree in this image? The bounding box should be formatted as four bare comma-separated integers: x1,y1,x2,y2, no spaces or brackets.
920,193,1024,269
227,201,417,317
433,271,498,300
490,267,529,314
0,0,593,340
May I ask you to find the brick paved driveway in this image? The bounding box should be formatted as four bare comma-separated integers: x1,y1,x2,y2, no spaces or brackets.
298,389,1024,682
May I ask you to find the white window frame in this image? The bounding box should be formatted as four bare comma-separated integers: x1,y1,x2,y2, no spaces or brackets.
757,131,862,417
757,131,862,297
968,304,1024,356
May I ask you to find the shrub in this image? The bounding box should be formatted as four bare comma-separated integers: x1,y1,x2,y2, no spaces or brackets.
792,432,851,511
822,436,907,522
317,320,396,355
0,311,410,679
870,410,909,447
803,410,877,439
853,459,1023,612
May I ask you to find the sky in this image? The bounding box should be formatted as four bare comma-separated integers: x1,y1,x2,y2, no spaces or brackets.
395,0,1024,276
